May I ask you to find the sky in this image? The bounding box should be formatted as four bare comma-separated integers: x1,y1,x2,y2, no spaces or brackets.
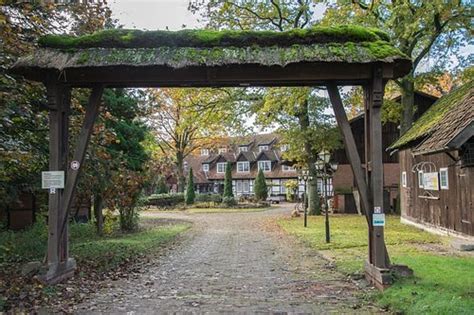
109,0,202,30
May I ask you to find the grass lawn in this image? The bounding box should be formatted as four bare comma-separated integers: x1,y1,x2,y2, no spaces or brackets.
277,215,474,315
0,219,190,272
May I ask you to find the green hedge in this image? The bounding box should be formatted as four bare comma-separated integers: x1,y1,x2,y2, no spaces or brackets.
195,194,222,203
146,193,184,208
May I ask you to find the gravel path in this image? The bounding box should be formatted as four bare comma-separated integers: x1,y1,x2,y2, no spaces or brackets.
77,205,380,314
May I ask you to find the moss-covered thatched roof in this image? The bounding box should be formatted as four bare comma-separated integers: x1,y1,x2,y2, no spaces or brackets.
389,81,474,151
11,25,411,85
38,25,390,49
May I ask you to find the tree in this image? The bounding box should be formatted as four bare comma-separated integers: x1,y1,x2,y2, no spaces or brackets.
186,168,196,205
0,2,112,208
189,0,332,214
321,1,471,132
147,88,245,192
254,169,268,201
223,162,234,198
255,87,341,214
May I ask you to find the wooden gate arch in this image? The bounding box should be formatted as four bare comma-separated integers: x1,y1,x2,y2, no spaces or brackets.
10,26,412,289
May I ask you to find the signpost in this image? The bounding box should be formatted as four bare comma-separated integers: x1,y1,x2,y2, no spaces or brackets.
42,171,65,189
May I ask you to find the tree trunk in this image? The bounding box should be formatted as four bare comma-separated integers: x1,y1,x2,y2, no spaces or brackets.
176,151,186,193
298,100,320,215
93,194,103,235
307,162,320,215
400,75,415,134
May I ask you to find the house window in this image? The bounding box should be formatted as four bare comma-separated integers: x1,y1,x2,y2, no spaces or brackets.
282,165,296,172
439,168,449,189
243,180,250,192
201,149,209,156
237,161,250,172
418,170,424,188
258,160,271,172
236,180,242,192
202,164,209,172
281,144,289,152
259,145,269,152
218,147,227,154
239,146,248,152
401,171,407,188
217,162,226,173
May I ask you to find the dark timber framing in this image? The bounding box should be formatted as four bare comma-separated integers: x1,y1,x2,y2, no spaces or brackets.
11,42,411,289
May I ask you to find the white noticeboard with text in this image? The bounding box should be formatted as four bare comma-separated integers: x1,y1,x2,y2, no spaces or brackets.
42,171,65,189
423,172,439,191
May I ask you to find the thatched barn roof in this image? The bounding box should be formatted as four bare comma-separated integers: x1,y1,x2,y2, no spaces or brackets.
10,25,411,86
389,81,474,155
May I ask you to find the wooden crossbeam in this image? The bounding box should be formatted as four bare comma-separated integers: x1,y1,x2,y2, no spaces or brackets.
327,83,371,224
59,86,104,240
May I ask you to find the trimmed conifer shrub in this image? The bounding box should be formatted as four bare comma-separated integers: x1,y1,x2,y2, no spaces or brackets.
254,169,268,201
223,161,233,198
185,168,195,205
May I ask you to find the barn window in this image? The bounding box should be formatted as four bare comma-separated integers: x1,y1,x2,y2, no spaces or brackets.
461,137,474,166
417,170,424,188
439,168,449,189
401,171,407,188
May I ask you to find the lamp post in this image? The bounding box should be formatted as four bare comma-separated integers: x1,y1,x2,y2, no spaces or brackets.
298,169,313,228
316,151,338,243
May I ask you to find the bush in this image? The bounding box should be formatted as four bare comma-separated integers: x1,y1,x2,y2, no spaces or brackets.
254,169,268,201
223,161,233,198
155,176,169,194
221,196,237,207
185,168,195,205
146,193,184,208
195,193,222,203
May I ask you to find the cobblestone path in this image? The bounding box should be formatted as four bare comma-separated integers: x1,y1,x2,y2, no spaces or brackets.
77,205,381,314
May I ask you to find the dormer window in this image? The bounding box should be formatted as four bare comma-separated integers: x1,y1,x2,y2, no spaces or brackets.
202,163,209,172
218,147,227,154
237,161,250,173
217,162,226,173
201,148,209,156
239,146,248,152
282,165,295,172
259,145,269,152
258,160,271,172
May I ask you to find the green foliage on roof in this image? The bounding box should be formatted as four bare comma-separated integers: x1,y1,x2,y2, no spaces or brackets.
38,25,391,49
390,81,473,149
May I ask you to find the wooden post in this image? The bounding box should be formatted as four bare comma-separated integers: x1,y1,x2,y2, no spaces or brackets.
327,84,371,223
364,85,374,264
370,65,388,269
42,82,76,284
59,86,104,240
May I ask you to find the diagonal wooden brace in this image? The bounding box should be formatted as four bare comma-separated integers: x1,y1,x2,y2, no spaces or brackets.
59,86,104,240
327,83,372,225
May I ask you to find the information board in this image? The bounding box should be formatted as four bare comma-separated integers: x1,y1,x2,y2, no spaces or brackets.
423,172,439,191
42,171,65,189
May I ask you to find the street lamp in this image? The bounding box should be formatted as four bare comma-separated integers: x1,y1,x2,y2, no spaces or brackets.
298,169,313,228
315,151,338,243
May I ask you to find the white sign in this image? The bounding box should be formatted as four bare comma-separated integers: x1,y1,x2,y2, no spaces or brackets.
374,206,382,214
42,171,65,189
373,213,385,226
423,172,439,191
70,160,80,170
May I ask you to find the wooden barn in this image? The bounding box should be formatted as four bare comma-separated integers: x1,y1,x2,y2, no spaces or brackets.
389,82,473,238
332,91,438,214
